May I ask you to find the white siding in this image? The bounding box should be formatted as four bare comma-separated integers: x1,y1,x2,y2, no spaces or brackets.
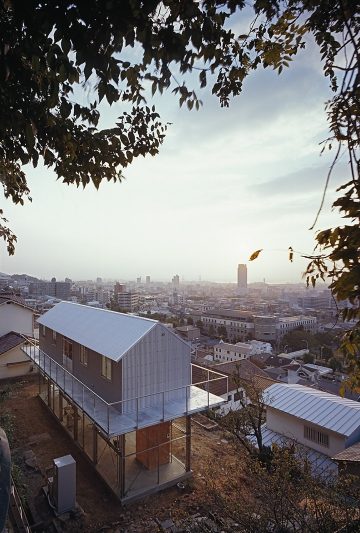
266,407,345,457
0,303,34,336
122,323,190,411
0,345,34,379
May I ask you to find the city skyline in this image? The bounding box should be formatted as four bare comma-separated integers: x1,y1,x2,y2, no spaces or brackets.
0,37,342,284
0,267,327,287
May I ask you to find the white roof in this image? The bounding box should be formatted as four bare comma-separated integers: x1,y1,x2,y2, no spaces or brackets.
264,383,360,437
38,302,158,362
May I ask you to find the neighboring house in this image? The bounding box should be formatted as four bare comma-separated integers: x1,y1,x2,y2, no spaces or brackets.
250,353,295,369
333,443,360,477
213,340,272,363
0,295,34,337
0,295,34,379
264,362,333,385
213,341,253,362
0,332,34,379
192,359,274,415
259,383,360,475
175,325,200,341
23,302,226,502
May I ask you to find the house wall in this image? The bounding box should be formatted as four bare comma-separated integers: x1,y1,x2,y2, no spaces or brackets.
0,345,34,379
39,326,122,403
346,427,360,448
122,324,191,410
216,387,247,415
0,303,34,336
266,407,346,457
214,346,250,363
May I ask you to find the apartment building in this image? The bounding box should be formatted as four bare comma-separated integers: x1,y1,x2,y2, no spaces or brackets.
254,315,317,342
29,280,71,300
202,310,254,342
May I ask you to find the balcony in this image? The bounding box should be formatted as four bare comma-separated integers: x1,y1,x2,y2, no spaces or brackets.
23,340,227,437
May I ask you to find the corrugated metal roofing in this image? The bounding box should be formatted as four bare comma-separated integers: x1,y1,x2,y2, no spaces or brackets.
264,383,360,437
38,302,158,362
250,425,338,477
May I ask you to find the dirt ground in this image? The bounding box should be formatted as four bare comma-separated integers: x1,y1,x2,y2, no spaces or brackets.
1,375,242,532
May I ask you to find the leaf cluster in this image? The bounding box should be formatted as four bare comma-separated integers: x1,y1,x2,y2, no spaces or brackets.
205,443,360,533
1,0,350,250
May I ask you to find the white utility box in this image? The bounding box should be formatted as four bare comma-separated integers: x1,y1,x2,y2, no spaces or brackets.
52,455,76,514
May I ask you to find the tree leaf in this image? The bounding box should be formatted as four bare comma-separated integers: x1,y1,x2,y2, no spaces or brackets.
249,249,263,261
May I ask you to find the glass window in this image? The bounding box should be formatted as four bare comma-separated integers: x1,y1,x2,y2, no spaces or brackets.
52,330,57,344
80,346,88,366
101,356,112,380
304,425,329,447
63,338,73,359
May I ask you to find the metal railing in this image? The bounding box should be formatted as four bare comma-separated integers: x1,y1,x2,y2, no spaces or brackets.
8,476,31,533
23,338,228,437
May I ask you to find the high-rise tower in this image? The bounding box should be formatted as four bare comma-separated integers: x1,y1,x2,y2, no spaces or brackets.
237,264,247,295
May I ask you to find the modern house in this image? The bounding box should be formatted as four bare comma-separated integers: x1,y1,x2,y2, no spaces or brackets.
0,295,35,379
259,383,360,475
23,302,226,502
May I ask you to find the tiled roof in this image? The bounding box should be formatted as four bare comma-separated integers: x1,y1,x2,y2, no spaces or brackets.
0,331,25,356
333,443,360,462
192,360,270,396
0,294,34,311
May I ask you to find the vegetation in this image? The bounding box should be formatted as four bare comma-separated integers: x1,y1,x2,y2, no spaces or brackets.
328,355,343,372
217,325,228,340
211,373,360,531
205,443,360,532
214,371,270,459
0,1,358,373
302,351,315,364
0,382,28,504
282,329,337,359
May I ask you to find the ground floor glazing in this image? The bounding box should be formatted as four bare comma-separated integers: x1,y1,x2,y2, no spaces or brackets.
39,373,191,502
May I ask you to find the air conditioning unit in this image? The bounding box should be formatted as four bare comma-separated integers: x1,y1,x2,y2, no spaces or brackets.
52,455,76,514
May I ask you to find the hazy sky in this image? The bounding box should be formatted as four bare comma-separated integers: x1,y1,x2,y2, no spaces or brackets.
0,34,346,284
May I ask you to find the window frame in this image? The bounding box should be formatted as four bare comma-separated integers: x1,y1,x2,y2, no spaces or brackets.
304,425,329,448
101,355,112,381
63,337,73,360
80,345,88,366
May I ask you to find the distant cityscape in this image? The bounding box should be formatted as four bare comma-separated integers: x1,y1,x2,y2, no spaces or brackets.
0,263,351,346
1,261,358,524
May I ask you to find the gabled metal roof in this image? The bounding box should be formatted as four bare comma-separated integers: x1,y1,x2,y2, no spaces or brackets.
250,425,338,477
264,383,360,438
37,302,158,362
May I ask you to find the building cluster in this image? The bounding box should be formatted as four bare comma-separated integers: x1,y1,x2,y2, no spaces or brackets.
200,309,317,343
0,265,359,530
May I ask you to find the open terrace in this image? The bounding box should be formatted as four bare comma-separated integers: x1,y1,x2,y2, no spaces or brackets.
23,340,227,437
